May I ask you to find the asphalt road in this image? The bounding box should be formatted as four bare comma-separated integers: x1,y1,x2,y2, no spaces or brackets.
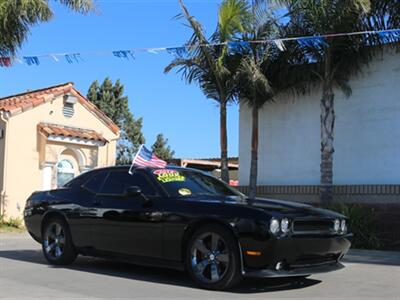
1,232,399,300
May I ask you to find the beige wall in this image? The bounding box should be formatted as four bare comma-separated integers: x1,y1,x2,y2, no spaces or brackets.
0,115,7,215
2,95,118,218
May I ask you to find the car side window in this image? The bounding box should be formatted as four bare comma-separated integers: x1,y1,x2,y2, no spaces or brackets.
82,171,108,193
65,172,91,188
100,171,158,196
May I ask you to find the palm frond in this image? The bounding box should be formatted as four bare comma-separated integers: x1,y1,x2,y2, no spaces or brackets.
0,0,94,55
56,0,94,14
236,57,273,108
218,0,250,42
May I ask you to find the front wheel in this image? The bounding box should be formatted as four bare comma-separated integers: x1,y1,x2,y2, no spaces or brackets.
41,217,77,265
186,224,242,290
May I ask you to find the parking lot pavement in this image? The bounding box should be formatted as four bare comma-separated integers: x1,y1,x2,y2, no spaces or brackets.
0,232,399,300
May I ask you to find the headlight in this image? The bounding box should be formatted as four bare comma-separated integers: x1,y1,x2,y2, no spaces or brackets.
281,218,290,234
333,219,340,232
340,220,347,234
270,218,280,235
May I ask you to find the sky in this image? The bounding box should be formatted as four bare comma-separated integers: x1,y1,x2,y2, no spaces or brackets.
0,0,239,159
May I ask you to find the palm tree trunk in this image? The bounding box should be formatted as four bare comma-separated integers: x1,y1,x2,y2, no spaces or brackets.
320,83,335,204
248,105,259,199
220,100,230,183
320,48,335,204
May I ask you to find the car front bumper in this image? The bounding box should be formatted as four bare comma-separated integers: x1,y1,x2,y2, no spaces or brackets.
244,261,345,278
239,233,352,278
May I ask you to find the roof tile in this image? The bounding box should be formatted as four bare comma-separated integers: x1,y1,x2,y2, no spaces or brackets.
0,82,119,135
38,123,108,143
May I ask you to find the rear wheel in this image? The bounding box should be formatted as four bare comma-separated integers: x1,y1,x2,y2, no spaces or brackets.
186,224,242,290
41,217,77,265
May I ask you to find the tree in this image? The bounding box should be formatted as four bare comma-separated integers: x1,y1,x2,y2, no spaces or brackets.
270,0,374,203
152,134,175,160
87,78,145,165
234,1,277,198
0,0,93,56
164,0,249,183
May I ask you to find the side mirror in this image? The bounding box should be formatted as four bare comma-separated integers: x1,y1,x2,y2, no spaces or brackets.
124,186,142,197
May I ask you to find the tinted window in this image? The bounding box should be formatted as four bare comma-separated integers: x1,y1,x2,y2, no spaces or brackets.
82,171,108,193
65,172,91,188
152,169,244,199
100,171,157,196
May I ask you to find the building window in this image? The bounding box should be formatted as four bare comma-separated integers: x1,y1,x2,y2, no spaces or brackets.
57,159,75,187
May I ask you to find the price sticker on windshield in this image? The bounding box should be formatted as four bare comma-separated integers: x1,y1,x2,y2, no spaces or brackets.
154,169,186,183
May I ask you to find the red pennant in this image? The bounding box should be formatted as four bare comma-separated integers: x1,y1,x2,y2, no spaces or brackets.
0,57,12,67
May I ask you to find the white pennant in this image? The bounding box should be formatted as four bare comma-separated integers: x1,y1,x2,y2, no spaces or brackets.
147,49,159,54
274,39,286,51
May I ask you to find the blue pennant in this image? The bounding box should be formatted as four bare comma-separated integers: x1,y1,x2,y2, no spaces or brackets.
298,36,328,49
65,53,82,64
377,30,400,43
23,56,40,66
227,41,250,54
112,50,134,60
166,47,188,58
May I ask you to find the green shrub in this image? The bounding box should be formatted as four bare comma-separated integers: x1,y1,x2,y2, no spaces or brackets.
0,214,23,229
324,202,381,250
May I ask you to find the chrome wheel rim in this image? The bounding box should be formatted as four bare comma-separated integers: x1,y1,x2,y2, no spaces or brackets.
190,232,230,283
44,223,65,259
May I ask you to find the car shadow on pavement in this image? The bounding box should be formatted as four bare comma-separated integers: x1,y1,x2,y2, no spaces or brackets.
343,250,400,266
0,249,321,293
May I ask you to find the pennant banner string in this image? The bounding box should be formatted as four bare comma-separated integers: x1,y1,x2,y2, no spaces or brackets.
0,28,399,67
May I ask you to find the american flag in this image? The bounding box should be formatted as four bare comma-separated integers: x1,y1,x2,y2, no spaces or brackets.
131,145,167,168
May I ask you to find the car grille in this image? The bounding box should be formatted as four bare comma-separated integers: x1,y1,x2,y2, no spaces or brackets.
290,253,339,269
292,219,333,235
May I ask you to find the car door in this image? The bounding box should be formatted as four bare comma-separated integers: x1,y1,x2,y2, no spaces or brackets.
66,170,109,248
91,170,164,258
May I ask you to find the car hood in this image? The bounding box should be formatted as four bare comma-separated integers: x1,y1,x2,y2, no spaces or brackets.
245,197,344,218
183,195,344,219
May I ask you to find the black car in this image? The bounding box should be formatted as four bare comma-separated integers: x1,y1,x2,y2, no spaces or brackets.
24,166,351,290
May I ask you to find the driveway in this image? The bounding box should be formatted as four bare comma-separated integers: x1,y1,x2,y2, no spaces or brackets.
0,232,399,300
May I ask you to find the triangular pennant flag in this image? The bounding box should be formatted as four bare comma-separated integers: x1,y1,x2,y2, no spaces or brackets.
297,36,327,50
166,47,188,58
50,55,59,62
65,53,82,64
227,41,250,54
147,48,162,54
23,56,40,66
112,50,135,60
0,57,12,67
274,39,286,51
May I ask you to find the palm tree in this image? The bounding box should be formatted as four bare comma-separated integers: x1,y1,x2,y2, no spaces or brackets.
164,0,249,183
234,0,277,198
269,0,373,203
0,0,94,56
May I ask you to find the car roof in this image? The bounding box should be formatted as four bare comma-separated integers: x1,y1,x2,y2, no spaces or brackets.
87,165,204,174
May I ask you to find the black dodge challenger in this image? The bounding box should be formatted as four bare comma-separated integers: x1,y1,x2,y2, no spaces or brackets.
24,166,351,290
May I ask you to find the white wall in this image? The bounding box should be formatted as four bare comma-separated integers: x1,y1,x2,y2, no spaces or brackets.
239,50,400,186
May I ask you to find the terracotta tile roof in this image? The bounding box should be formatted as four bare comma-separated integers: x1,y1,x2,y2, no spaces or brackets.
0,82,119,135
38,123,108,143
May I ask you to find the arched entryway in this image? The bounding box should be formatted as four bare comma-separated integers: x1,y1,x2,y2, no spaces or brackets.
55,148,81,187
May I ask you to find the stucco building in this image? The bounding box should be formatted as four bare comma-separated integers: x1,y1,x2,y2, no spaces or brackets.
239,49,400,247
0,82,119,218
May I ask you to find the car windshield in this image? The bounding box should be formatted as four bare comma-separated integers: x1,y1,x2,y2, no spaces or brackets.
152,169,245,199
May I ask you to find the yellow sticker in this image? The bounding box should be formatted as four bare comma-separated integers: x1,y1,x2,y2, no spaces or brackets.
178,188,192,196
154,169,185,183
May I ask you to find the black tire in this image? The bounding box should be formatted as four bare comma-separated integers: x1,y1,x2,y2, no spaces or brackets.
186,224,242,290
41,217,77,265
